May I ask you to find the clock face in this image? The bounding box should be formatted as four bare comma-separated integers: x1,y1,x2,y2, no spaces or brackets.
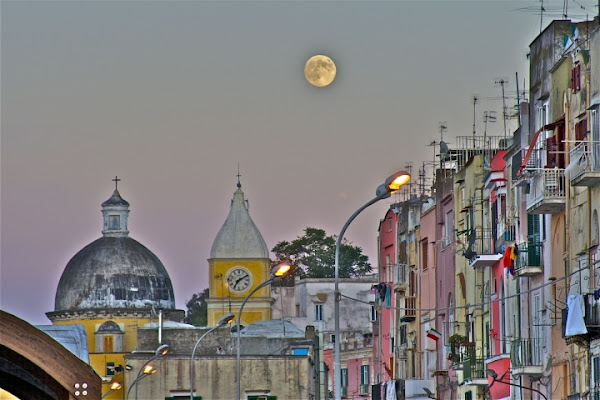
226,267,252,293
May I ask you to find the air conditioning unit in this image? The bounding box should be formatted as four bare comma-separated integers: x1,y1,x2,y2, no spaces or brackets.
397,348,408,359
359,384,369,395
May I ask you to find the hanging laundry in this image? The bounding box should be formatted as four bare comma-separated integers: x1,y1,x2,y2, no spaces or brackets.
385,285,391,309
378,283,387,302
502,246,513,267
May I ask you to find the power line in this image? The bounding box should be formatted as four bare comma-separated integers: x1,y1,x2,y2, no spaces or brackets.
341,259,599,313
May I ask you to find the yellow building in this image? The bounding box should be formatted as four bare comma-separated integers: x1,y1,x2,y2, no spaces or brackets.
206,180,272,327
46,181,184,399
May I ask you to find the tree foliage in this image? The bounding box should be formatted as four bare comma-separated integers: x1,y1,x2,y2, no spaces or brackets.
184,288,209,326
271,227,371,279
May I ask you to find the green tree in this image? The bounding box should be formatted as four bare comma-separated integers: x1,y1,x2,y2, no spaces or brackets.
184,288,209,326
271,227,371,279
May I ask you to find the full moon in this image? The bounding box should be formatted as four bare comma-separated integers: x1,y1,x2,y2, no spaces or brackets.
304,55,336,87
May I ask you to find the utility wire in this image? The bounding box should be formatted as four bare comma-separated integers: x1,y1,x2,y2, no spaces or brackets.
341,259,599,312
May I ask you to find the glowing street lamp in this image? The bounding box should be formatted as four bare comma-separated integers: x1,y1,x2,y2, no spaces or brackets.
333,171,410,400
127,344,169,400
236,263,292,399
190,312,235,400
102,381,122,399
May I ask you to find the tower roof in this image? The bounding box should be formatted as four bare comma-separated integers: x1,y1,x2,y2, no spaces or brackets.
210,185,269,259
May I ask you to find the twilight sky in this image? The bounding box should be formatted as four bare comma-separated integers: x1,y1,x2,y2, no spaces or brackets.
2,0,598,325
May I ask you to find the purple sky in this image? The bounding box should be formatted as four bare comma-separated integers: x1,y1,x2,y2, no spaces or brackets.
2,1,598,325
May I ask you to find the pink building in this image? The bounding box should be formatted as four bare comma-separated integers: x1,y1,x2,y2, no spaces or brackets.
433,171,457,400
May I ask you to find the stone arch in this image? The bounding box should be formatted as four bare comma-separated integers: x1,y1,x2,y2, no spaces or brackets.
0,310,100,399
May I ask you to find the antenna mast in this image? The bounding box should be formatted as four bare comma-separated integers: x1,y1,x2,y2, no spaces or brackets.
472,96,478,148
496,79,508,141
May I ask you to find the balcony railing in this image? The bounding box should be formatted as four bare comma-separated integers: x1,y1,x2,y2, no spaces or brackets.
514,242,543,277
359,384,369,395
466,228,502,268
510,338,543,376
526,168,566,214
568,141,600,187
463,357,487,385
395,263,409,292
400,296,416,322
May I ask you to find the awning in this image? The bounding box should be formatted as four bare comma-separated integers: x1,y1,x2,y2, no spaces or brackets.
517,115,565,177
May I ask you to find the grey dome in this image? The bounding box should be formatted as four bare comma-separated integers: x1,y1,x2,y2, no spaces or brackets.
54,236,176,311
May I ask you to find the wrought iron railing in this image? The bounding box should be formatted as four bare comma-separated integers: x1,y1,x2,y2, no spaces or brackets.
515,242,543,271
510,338,543,368
463,357,486,380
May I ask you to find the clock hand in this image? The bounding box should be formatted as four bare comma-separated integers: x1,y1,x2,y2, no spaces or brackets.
234,276,247,287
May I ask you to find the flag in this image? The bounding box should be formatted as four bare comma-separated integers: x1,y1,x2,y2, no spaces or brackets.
564,33,573,49
572,24,579,41
427,328,442,341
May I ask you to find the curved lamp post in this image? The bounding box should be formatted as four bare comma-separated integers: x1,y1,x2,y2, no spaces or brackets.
102,381,122,399
487,369,548,400
333,171,410,400
190,312,235,400
236,263,292,400
127,343,169,400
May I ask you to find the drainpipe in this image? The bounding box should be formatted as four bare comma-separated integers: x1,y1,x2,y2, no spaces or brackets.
319,321,326,400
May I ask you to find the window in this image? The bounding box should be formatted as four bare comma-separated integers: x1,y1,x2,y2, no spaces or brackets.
399,324,407,345
444,211,453,246
104,335,114,353
247,396,276,400
388,218,392,232
330,334,336,343
109,215,120,230
421,240,428,270
341,368,348,388
370,306,378,322
315,304,323,321
572,63,581,93
360,364,370,385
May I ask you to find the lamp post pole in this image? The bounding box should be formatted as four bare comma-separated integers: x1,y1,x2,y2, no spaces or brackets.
190,313,234,400
127,344,169,400
333,172,410,400
487,369,548,400
236,264,291,400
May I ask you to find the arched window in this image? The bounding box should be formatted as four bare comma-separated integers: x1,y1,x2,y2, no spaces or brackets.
94,321,124,353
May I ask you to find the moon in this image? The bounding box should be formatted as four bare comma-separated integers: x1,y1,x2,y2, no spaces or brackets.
304,55,336,87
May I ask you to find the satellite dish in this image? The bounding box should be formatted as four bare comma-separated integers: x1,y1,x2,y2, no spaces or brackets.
440,141,449,154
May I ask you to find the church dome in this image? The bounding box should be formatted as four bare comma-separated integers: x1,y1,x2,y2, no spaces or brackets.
54,184,176,312
210,182,269,259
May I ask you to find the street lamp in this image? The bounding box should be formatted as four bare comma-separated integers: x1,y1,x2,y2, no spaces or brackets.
127,343,169,400
102,381,122,399
236,263,292,400
333,171,410,400
190,312,235,400
487,369,548,400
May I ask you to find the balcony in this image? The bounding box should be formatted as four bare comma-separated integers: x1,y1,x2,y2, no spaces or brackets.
562,294,600,341
568,141,600,187
510,338,543,376
400,296,416,322
525,168,566,214
465,228,502,268
514,242,543,277
394,263,409,292
359,384,369,395
462,357,488,386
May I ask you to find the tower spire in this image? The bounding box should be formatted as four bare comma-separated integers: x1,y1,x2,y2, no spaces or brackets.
236,164,242,188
